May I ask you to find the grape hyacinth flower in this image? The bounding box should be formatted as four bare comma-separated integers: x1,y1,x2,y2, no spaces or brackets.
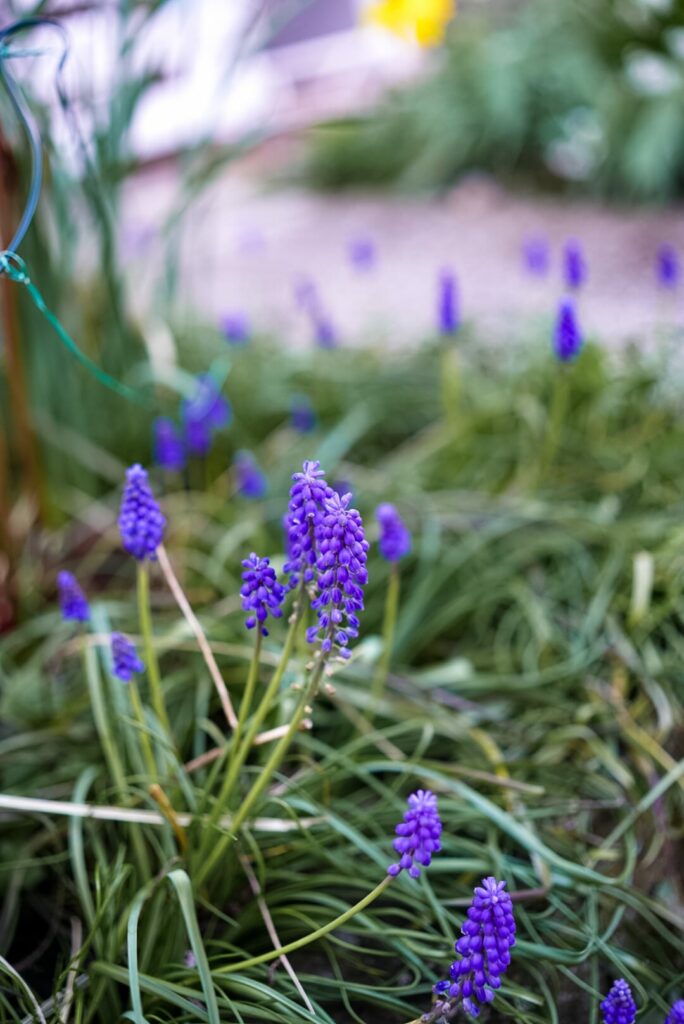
111,632,144,682
234,451,267,499
666,1000,684,1023
600,979,637,1024
376,503,411,562
387,790,442,879
153,417,185,473
563,239,587,290
348,236,376,272
438,268,459,335
284,460,334,591
240,553,286,636
656,244,679,289
434,877,516,1018
291,395,316,433
182,375,232,457
57,571,90,623
221,312,251,345
553,298,583,362
313,313,338,349
522,235,550,277
118,464,166,561
306,490,368,660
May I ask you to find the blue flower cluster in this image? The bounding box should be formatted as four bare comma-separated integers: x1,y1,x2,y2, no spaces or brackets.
438,268,459,335
306,490,368,659
152,374,232,472
111,632,144,682
284,460,335,590
240,553,286,636
666,1001,684,1024
154,418,185,473
57,571,90,623
553,298,583,362
387,789,442,879
376,503,411,562
234,451,267,499
118,464,166,560
601,979,637,1024
434,877,516,1019
563,239,587,290
656,244,679,289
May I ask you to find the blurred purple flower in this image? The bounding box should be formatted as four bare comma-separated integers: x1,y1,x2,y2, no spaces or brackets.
553,298,583,362
57,571,90,623
182,375,231,457
294,275,320,313
153,417,185,473
376,503,411,562
666,1000,684,1024
291,395,317,433
234,451,268,499
313,314,338,349
111,632,144,683
438,269,459,335
221,312,251,345
656,244,679,289
348,236,377,272
522,236,550,276
563,239,587,290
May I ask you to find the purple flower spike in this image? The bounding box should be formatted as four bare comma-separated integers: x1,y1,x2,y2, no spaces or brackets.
387,790,442,879
522,236,550,277
376,503,411,562
306,490,368,660
657,244,679,289
666,1001,684,1024
553,298,583,362
348,236,376,272
291,396,317,434
153,417,185,472
111,632,144,682
234,451,267,499
182,375,231,457
435,877,516,1018
563,239,587,290
118,464,166,561
601,979,637,1024
57,571,90,623
240,553,286,636
221,312,251,345
438,269,459,335
284,460,335,591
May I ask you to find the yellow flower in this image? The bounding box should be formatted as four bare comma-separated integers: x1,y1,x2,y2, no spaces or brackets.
365,0,456,47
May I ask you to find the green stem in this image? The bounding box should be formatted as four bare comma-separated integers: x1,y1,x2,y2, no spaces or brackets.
82,643,150,879
127,676,158,782
196,632,321,887
137,562,172,738
197,581,307,866
216,875,393,975
538,367,569,483
369,564,400,718
82,644,128,797
230,630,262,772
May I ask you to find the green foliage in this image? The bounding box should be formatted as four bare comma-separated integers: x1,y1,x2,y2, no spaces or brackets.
303,0,684,200
2,330,684,1022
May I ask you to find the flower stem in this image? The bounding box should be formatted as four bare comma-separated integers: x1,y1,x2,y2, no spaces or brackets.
127,676,158,782
216,874,393,975
196,629,318,888
230,630,262,771
538,366,569,483
195,587,306,874
369,564,400,719
137,562,172,738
